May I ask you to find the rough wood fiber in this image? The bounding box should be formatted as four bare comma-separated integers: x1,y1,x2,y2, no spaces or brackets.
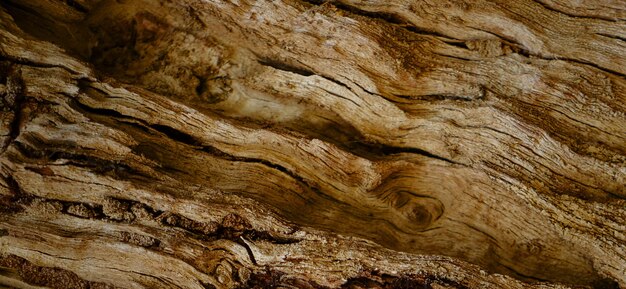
0,0,624,288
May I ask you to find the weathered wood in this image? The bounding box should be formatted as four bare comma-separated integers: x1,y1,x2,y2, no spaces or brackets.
0,0,624,288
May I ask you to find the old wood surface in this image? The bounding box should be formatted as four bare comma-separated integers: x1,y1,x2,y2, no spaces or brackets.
0,0,625,288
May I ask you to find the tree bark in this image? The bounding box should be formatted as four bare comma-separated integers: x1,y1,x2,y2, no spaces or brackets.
0,0,624,288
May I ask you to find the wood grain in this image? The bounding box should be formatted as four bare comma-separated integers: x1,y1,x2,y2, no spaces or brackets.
0,0,624,288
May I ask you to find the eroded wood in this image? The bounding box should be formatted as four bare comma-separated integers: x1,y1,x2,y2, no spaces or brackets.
0,0,624,288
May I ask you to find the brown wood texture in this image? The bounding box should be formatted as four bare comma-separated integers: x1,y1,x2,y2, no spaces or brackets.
0,0,625,288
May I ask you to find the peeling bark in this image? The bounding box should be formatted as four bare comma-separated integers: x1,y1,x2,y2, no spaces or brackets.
0,0,624,288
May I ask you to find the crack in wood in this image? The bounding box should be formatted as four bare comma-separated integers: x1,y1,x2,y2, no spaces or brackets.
0,63,25,154
0,254,118,289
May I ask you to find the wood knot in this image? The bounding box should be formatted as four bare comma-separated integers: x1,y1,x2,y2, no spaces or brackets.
391,191,444,230
371,171,446,231
214,262,234,285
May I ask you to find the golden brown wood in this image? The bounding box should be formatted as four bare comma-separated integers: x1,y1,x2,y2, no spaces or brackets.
0,0,624,288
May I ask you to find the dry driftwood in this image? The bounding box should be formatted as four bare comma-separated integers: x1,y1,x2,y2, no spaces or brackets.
0,0,625,288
